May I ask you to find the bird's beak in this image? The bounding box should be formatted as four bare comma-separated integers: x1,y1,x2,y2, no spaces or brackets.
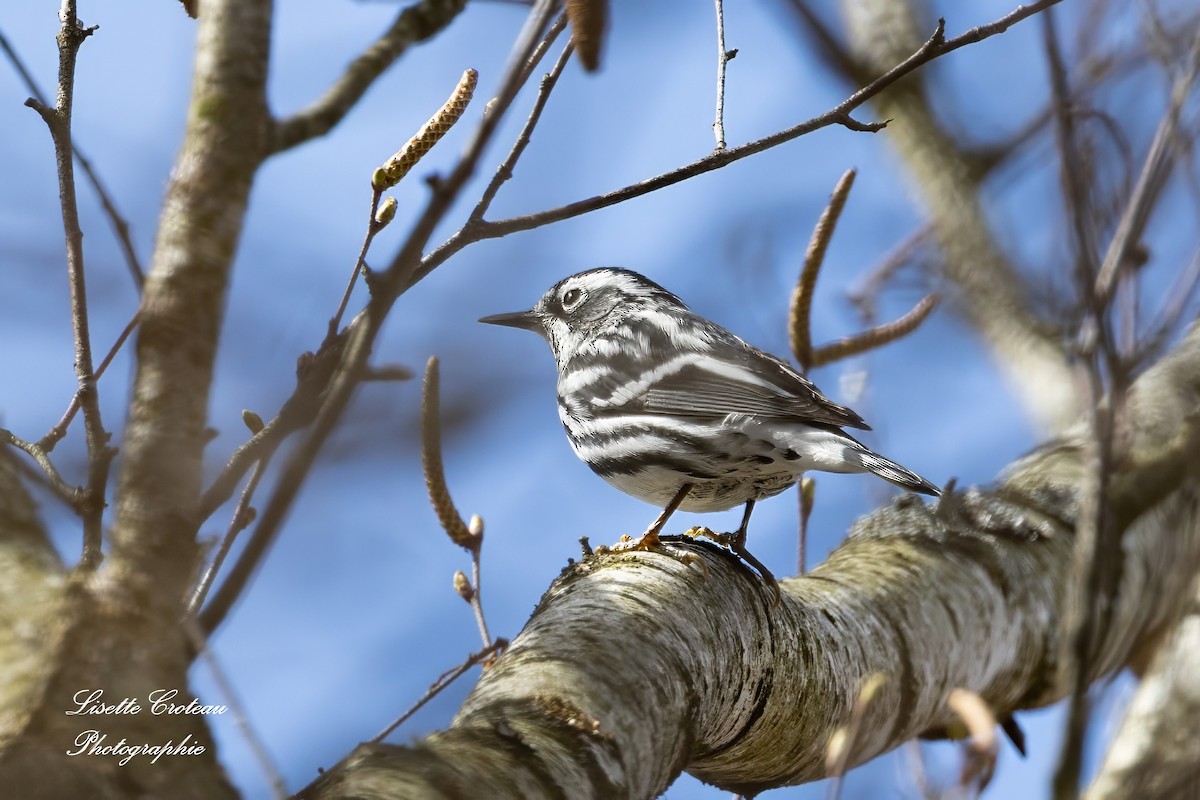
479,310,542,332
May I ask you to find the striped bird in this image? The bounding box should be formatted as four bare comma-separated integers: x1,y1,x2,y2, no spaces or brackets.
481,268,939,595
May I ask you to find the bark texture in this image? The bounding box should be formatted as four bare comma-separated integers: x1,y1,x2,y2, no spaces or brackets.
0,0,271,796
1086,581,1200,800
298,322,1200,797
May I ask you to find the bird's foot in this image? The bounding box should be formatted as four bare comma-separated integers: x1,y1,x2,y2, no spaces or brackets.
609,531,708,575
685,526,734,547
685,526,781,606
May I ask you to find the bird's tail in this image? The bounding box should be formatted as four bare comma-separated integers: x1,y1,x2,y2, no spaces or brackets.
857,450,941,496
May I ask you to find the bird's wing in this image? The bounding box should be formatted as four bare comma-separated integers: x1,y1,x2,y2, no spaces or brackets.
628,351,870,430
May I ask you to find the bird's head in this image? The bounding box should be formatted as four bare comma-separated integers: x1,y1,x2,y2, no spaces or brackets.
480,268,685,362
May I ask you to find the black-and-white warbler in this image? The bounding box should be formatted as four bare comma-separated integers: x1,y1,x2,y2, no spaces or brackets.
481,267,939,594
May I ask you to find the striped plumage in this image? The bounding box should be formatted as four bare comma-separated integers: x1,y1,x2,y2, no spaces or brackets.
481,268,939,590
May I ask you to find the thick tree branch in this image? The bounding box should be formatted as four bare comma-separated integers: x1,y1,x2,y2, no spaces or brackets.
111,0,272,604
1086,580,1200,800
297,314,1200,796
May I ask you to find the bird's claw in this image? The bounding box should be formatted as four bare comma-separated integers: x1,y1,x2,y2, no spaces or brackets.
609,531,708,575
685,526,781,606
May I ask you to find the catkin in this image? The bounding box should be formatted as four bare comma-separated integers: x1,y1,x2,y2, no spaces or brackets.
567,0,607,72
374,68,478,190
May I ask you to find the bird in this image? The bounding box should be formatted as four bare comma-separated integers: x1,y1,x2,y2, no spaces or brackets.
480,267,939,599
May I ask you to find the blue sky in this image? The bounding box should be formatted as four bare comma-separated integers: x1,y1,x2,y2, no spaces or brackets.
2,0,1190,797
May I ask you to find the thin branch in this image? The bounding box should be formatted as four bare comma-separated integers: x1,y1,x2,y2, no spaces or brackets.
780,0,864,84
196,328,351,525
38,309,141,452
28,1,112,570
1044,9,1102,289
797,476,814,575
468,524,493,647
1094,30,1200,304
186,452,274,618
371,639,508,743
790,169,856,369
466,17,571,227
847,224,932,322
0,26,145,288
1140,247,1200,363
452,515,495,650
423,1,1066,254
182,619,287,800
1,428,82,508
328,190,383,343
712,0,731,150
269,0,471,153
1053,354,1116,800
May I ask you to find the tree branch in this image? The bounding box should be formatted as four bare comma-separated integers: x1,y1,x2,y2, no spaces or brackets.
429,2,1064,254
1086,580,1200,800
0,26,145,288
269,0,469,153
298,318,1200,797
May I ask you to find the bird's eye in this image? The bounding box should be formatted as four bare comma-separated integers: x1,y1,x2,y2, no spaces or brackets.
561,288,583,309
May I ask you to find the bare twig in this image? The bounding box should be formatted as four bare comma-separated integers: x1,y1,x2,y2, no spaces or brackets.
790,169,856,369
182,619,287,799
186,453,273,618
1044,9,1102,288
269,0,472,153
1094,30,1200,304
797,476,814,575
712,0,731,150
779,0,864,83
1053,354,1115,800
468,522,492,646
27,1,113,570
452,515,495,649
466,18,571,227
328,190,384,343
1,428,82,508
0,26,145,288
197,328,351,525
38,310,141,452
826,673,888,800
1140,248,1200,362
1053,28,1200,799
847,225,932,322
420,2,1066,256
372,639,508,743
810,294,939,368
